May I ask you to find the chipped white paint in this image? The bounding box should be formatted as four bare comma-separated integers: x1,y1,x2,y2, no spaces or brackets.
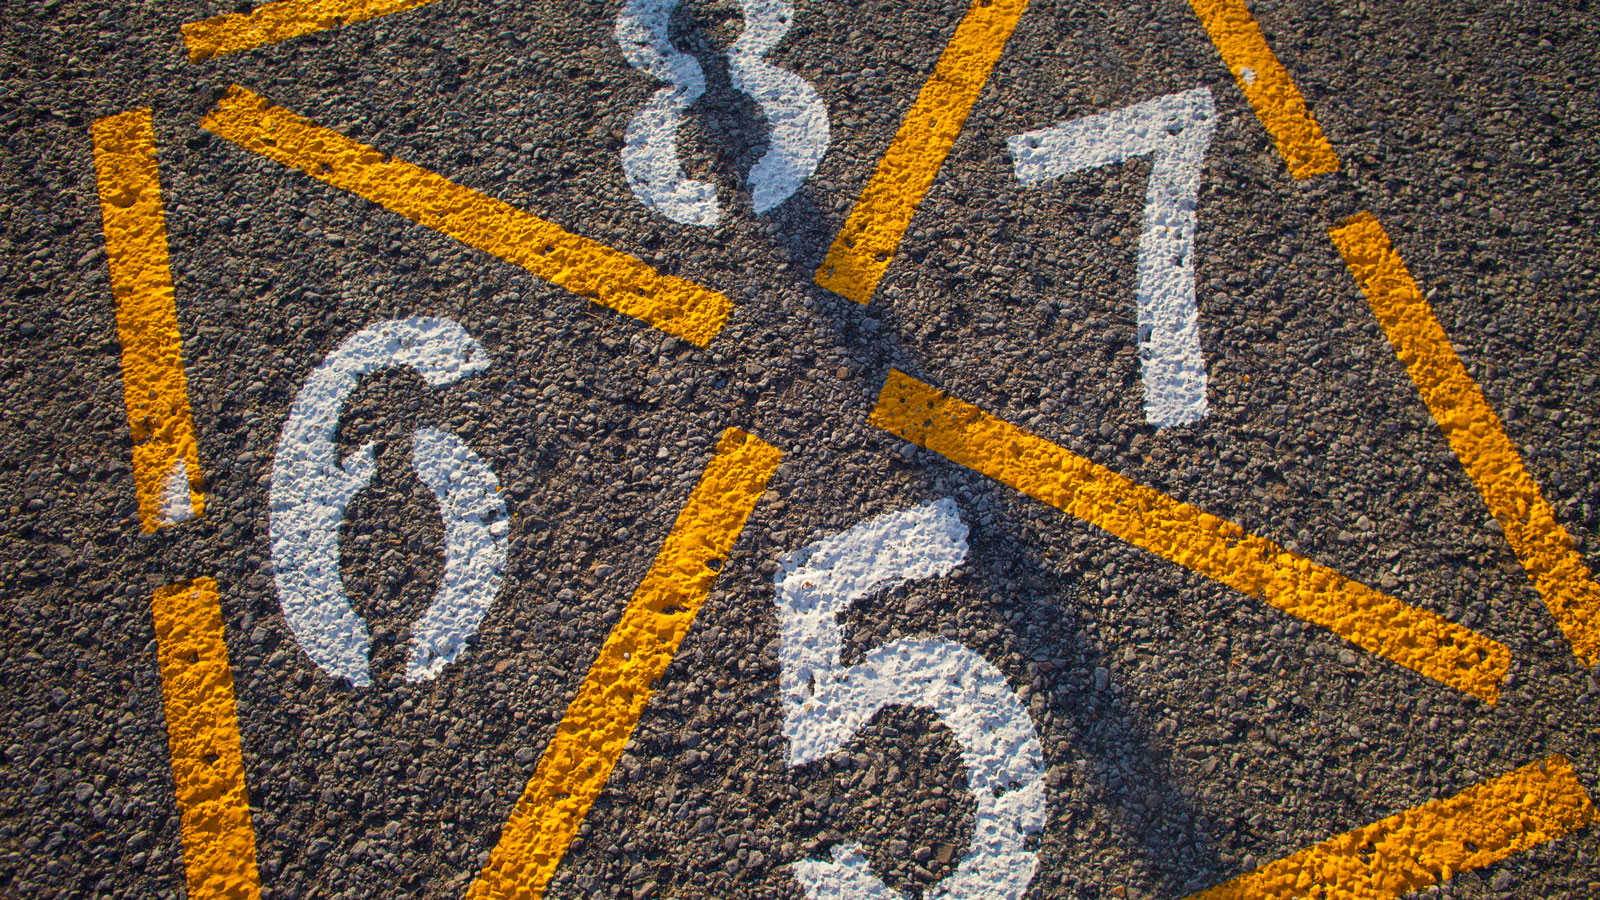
617,0,828,224
269,317,504,687
157,455,195,525
1010,87,1216,428
774,498,1045,900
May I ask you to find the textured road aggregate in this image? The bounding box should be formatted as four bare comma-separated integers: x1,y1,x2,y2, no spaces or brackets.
3,1,1600,898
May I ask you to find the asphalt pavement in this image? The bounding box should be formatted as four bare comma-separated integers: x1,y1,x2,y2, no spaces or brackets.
3,1,1600,898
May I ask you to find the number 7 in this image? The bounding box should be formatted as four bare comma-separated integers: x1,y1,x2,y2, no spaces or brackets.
1009,87,1216,428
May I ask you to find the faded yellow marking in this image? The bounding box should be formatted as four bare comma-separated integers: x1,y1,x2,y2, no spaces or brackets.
1331,212,1600,668
871,370,1509,702
1187,755,1594,900
468,428,781,900
92,109,206,533
1189,0,1339,178
815,0,1028,305
151,578,262,900
182,0,440,62
202,86,730,347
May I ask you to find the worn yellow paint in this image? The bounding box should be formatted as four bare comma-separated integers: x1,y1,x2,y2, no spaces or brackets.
182,0,440,62
871,369,1510,702
468,428,781,900
1187,755,1594,900
151,578,262,900
1331,212,1600,668
202,86,730,347
92,109,206,533
815,0,1028,305
1189,0,1339,178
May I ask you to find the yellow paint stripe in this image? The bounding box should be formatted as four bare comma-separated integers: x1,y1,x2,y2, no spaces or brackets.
201,86,730,347
815,0,1028,305
1189,0,1339,179
871,369,1509,702
468,428,781,900
182,0,440,62
92,109,206,534
1331,212,1600,668
151,578,262,900
1187,755,1595,900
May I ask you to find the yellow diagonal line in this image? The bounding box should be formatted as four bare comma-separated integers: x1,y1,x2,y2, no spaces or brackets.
1331,212,1600,668
815,0,1029,305
871,369,1510,703
151,578,263,900
92,108,206,533
182,0,441,63
1187,755,1594,900
1189,0,1339,179
201,86,731,347
468,428,781,900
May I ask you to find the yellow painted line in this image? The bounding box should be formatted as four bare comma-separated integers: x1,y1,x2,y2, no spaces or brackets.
201,86,731,347
151,578,262,900
1331,212,1600,668
468,428,781,900
1186,755,1594,900
92,109,206,534
871,369,1510,702
182,0,440,62
1188,0,1339,179
814,0,1029,306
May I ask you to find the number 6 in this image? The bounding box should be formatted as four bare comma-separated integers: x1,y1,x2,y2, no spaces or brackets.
773,498,1046,900
270,317,508,687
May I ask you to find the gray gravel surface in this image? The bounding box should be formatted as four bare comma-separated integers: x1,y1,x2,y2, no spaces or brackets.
3,0,1600,898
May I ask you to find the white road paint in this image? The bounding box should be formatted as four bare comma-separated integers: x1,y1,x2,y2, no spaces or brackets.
269,317,503,687
617,0,720,226
1010,87,1216,428
774,498,1046,900
617,0,828,224
405,427,508,682
157,455,195,525
726,0,829,213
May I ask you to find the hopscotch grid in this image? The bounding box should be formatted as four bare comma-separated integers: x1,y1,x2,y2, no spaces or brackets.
826,4,1600,888
108,0,1597,896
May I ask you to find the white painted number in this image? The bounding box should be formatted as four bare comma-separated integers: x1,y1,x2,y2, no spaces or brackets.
773,499,1046,900
1009,87,1216,428
269,317,508,687
616,0,829,225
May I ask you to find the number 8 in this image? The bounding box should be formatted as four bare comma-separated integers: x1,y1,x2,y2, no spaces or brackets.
773,498,1047,900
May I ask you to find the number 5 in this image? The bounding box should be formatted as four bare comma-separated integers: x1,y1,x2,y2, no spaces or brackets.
773,498,1046,900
